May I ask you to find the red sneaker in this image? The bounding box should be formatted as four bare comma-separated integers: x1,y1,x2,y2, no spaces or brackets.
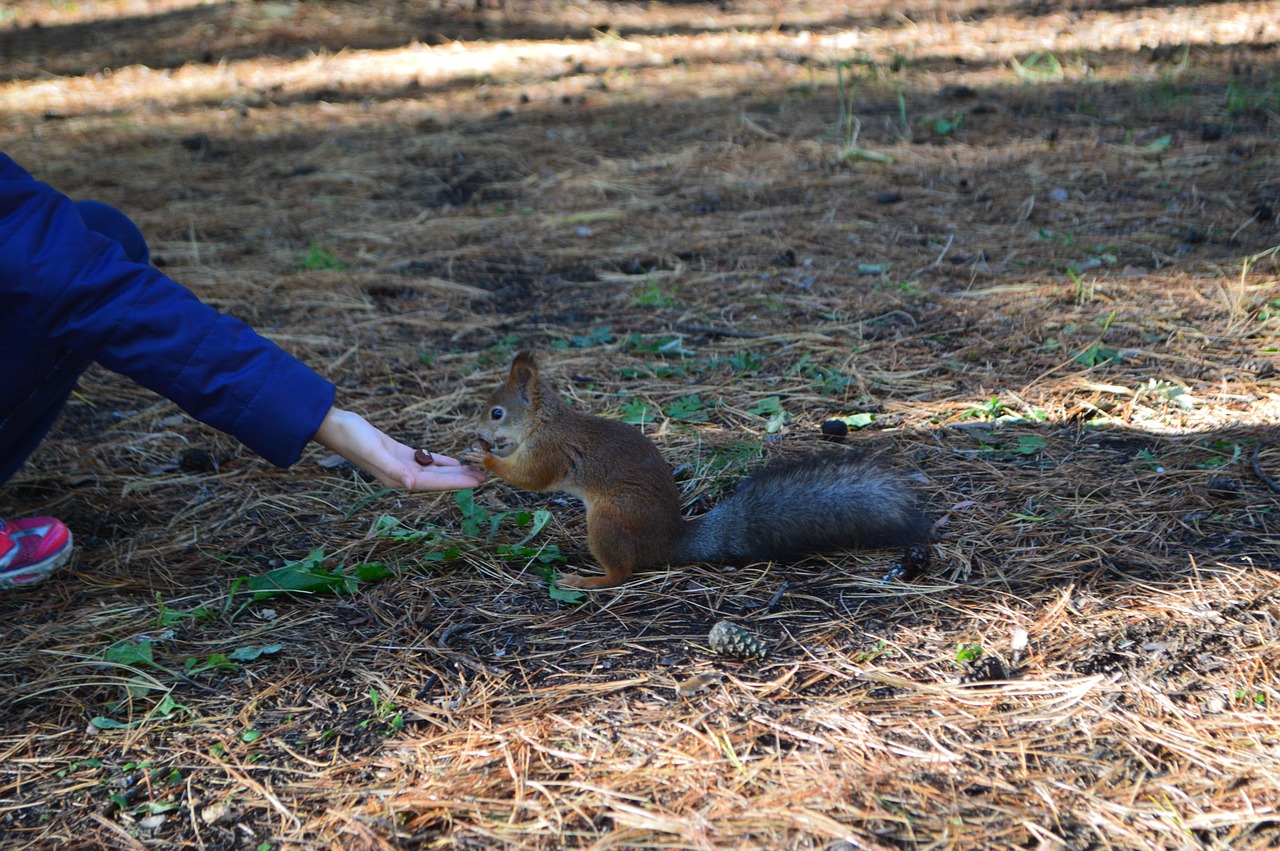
0,516,74,589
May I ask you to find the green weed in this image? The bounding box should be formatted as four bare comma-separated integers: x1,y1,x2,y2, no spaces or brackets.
787,356,857,398
1074,342,1122,368
832,60,895,164
705,442,766,474
619,398,658,425
665,395,710,423
1256,298,1280,321
296,240,346,271
1135,378,1197,411
834,412,876,429
926,113,963,138
632,279,680,308
552,325,613,349
1011,435,1048,455
1225,73,1278,117
745,396,789,434
1234,688,1268,709
724,350,764,373
1196,439,1243,470
360,688,405,733
1011,52,1064,84
963,397,1005,420
626,332,695,357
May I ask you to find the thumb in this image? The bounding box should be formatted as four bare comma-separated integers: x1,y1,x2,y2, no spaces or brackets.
376,458,414,490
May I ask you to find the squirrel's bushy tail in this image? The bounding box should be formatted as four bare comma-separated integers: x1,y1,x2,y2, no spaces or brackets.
673,453,929,565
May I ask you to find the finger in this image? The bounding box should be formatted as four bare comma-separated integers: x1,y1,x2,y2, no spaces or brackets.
440,466,486,484
382,471,413,490
407,467,487,491
379,461,416,490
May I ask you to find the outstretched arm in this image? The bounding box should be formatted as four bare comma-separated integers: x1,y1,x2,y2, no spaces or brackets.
313,407,487,491
1,154,335,469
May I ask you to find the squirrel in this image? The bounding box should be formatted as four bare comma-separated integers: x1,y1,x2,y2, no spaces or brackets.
461,352,932,590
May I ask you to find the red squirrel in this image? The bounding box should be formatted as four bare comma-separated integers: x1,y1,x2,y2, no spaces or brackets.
462,352,931,589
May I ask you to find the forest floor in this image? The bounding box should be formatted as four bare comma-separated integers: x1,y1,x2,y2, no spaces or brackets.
2,1,1280,848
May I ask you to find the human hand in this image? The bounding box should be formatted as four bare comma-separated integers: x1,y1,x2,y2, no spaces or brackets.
312,407,488,491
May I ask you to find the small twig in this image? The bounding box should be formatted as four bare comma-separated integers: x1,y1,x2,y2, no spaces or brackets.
1251,440,1280,493
677,324,765,340
765,581,791,611
861,309,919,328
739,111,781,141
1229,213,1258,242
89,813,147,851
436,622,506,676
438,622,471,649
1015,195,1036,223
187,751,301,828
912,234,954,276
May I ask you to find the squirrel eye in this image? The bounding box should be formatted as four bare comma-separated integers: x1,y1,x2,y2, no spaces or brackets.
489,406,505,421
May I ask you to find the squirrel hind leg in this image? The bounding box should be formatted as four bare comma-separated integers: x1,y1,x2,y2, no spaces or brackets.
558,506,646,590
558,544,633,589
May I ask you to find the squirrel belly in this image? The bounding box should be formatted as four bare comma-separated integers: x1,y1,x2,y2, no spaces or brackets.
673,453,930,566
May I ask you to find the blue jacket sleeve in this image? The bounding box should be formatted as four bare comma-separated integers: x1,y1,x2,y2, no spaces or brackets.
0,153,336,468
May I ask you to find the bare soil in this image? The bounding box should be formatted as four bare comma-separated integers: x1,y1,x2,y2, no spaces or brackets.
2,1,1280,848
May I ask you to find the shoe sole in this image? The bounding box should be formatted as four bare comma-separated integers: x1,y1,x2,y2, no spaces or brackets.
0,531,75,590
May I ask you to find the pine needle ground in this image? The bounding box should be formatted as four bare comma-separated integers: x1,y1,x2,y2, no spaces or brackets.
2,2,1280,848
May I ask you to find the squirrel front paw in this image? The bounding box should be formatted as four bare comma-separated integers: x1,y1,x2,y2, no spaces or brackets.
460,446,491,468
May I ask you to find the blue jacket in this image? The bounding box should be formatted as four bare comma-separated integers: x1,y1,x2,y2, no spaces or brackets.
0,153,335,479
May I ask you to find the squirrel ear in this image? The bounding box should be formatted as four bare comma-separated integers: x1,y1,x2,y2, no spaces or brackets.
511,351,538,372
509,351,538,404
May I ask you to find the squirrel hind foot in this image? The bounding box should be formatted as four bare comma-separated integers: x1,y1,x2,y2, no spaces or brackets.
557,571,627,590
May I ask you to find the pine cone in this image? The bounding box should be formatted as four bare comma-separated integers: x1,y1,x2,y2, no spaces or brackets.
709,620,770,660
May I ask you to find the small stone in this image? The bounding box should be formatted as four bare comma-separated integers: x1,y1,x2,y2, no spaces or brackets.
940,84,977,99
201,802,233,825
1200,123,1225,142
180,133,211,152
820,419,849,439
178,448,216,473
